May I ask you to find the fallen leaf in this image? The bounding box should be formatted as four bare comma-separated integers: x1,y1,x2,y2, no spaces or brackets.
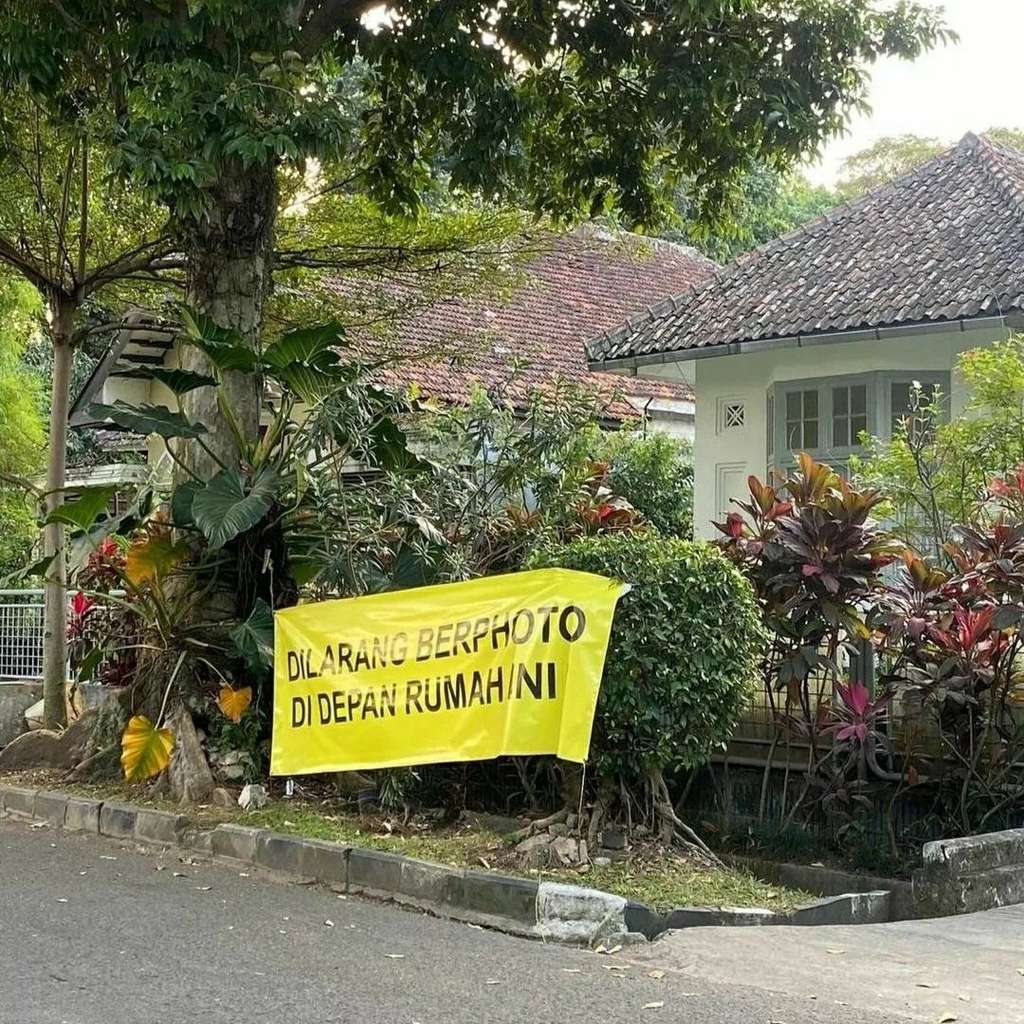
30,821,47,830
562,969,583,974
485,980,500,986
56,898,68,904
602,964,630,972
324,920,335,928
917,982,938,989
172,872,186,878
195,886,212,892
239,872,250,878
99,856,117,861
384,954,405,960
647,970,666,980
958,995,971,1003
1017,968,1024,977
478,857,491,869
217,685,252,724
642,1002,664,1010
937,1015,959,1023
826,948,846,955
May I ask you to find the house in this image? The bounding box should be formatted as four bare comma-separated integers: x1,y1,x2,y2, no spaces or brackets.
69,227,716,455
587,133,1024,538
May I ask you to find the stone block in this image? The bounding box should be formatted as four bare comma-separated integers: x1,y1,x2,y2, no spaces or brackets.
461,870,538,925
535,882,628,944
255,833,310,876
0,682,42,747
1,785,38,818
922,828,1024,877
790,892,890,926
347,848,404,894
134,808,189,846
99,801,138,840
64,797,101,833
33,790,69,827
399,858,463,906
666,906,782,928
211,824,265,864
623,900,664,939
294,838,350,886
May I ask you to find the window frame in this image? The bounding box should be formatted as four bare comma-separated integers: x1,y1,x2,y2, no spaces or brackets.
768,369,950,471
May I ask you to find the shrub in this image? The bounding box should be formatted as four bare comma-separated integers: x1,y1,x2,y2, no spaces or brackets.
530,533,764,806
603,430,693,537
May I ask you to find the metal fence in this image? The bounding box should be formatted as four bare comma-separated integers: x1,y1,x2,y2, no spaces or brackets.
0,589,45,681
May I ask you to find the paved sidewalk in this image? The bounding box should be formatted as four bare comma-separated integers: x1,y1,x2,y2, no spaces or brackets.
632,905,1024,1023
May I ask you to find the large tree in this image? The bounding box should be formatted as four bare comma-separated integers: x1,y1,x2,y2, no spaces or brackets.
1,1,950,467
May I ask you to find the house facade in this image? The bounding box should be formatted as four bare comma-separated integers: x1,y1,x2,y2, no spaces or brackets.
588,133,1024,537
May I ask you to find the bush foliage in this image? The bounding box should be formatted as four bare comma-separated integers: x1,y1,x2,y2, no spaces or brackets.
531,533,763,788
603,431,693,538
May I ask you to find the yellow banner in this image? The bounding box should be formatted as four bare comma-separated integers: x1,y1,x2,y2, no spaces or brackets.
270,568,627,776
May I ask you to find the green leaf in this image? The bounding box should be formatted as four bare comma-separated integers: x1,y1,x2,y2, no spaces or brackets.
230,597,274,673
45,485,118,530
179,308,258,373
191,468,280,549
170,480,202,528
88,401,207,439
263,322,348,404
144,366,218,396
1,552,56,586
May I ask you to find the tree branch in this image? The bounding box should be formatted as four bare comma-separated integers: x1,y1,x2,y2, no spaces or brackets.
295,0,372,58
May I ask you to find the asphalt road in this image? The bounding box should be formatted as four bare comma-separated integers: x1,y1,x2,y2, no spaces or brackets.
0,818,912,1024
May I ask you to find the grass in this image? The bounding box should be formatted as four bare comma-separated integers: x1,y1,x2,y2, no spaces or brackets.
1,769,812,911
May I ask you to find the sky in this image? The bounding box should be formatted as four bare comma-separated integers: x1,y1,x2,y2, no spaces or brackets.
805,0,1023,185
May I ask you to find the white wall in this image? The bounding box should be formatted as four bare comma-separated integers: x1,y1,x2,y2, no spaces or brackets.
638,324,1010,539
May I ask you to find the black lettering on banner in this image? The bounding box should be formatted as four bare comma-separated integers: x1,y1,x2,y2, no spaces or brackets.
347,690,362,720
362,688,377,719
559,605,586,642
381,684,397,715
287,651,302,681
292,695,308,727
471,617,489,653
424,679,443,712
434,622,452,658
511,609,535,644
318,646,336,677
353,640,371,671
485,666,503,704
338,642,354,672
318,692,332,724
537,605,558,641
416,627,433,661
468,671,485,706
303,649,319,678
452,619,472,654
444,673,467,708
516,661,543,699
372,635,389,668
491,613,510,650
392,632,408,665
547,661,557,698
406,680,424,713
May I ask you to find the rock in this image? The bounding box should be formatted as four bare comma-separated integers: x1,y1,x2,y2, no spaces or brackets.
212,749,250,783
0,711,94,771
552,836,580,866
565,813,578,830
548,822,569,837
166,705,215,805
578,839,589,864
594,856,612,867
516,832,554,868
460,810,524,836
23,697,45,731
601,828,627,851
515,833,552,856
238,783,269,811
211,787,236,809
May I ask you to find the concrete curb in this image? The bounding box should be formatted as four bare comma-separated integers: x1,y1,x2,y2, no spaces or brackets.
0,783,896,943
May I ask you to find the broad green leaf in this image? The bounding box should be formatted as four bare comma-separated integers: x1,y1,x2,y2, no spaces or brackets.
88,401,207,439
263,322,348,404
1,552,55,585
121,715,174,782
230,597,274,672
179,308,258,373
217,685,253,723
125,533,190,586
191,468,280,549
170,480,202,528
45,485,118,530
145,366,218,396
76,648,104,683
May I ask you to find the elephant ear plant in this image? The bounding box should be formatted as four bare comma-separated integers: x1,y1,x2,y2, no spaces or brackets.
43,309,430,796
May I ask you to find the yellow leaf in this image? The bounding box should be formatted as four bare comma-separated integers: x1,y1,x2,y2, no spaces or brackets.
218,686,252,723
121,715,174,782
126,533,188,587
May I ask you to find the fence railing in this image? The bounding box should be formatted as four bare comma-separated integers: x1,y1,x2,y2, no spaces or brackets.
0,589,45,681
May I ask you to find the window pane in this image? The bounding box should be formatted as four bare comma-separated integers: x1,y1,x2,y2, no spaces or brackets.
803,419,819,449
833,414,849,448
833,387,848,415
766,394,774,457
891,381,912,415
786,421,801,449
803,390,818,417
787,391,801,419
851,414,868,442
851,384,867,415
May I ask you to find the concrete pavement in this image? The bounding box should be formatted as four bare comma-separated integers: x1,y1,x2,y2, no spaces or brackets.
0,818,905,1024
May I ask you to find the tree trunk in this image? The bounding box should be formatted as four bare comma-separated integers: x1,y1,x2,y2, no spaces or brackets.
179,159,277,478
41,301,74,730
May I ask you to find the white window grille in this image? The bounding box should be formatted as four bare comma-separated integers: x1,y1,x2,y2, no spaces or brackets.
0,590,45,680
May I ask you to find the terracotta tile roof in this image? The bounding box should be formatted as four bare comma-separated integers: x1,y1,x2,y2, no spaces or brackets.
349,226,715,417
589,133,1024,367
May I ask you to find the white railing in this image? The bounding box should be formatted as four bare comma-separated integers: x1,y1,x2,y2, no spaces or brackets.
0,589,45,681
